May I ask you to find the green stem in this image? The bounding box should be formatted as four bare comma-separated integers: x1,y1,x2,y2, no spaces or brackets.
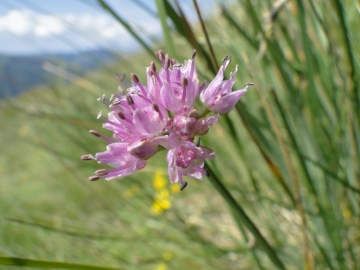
205,162,286,270
332,0,359,109
0,256,121,269
96,0,154,58
155,0,177,58
192,0,219,71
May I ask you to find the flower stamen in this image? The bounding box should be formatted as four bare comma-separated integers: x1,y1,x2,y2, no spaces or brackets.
131,73,148,96
89,130,115,143
181,77,188,103
88,176,100,181
81,154,94,160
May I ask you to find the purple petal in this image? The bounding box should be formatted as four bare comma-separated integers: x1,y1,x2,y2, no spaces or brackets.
160,81,180,111
105,159,146,180
185,170,203,180
166,150,178,183
200,68,224,103
206,115,219,126
152,135,180,149
184,78,199,108
200,60,229,103
209,87,247,115
133,109,163,135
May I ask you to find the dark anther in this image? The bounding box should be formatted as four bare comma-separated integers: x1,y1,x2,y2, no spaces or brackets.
150,61,156,72
89,130,101,137
88,176,100,181
246,82,255,86
169,59,176,69
155,50,165,61
97,111,103,119
173,63,182,68
180,181,188,191
117,111,126,120
196,137,201,147
191,50,197,59
206,170,210,177
126,94,134,105
131,73,139,83
164,54,170,70
182,77,188,87
152,103,160,112
95,169,108,176
113,98,121,105
222,55,231,63
81,154,94,160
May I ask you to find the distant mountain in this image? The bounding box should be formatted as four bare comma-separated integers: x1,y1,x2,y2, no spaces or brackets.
0,50,117,98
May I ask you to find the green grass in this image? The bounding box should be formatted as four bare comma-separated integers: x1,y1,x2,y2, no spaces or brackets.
1,0,359,269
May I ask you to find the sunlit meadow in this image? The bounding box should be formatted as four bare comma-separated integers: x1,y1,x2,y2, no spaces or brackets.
1,0,359,269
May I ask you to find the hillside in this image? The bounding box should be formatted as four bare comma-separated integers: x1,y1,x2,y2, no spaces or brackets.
0,50,117,97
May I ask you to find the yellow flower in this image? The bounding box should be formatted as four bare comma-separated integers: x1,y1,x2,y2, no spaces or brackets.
153,170,167,190
156,262,167,270
151,188,172,215
151,203,164,215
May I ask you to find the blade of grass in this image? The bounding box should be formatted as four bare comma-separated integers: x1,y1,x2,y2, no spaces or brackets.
220,5,259,50
331,0,359,109
299,155,360,194
259,84,311,269
313,237,336,270
235,102,295,206
163,0,186,37
0,256,122,269
155,0,176,58
192,0,218,71
172,0,216,75
131,0,157,18
270,89,346,268
4,217,125,241
295,0,321,125
241,0,298,100
230,209,266,270
96,0,154,57
205,163,286,270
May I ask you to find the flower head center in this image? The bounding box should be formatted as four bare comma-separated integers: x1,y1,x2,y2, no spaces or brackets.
175,146,197,168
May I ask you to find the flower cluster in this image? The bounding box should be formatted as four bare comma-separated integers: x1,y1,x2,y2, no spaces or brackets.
81,50,248,190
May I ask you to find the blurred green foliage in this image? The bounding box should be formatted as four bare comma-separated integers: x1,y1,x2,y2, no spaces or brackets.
1,0,359,269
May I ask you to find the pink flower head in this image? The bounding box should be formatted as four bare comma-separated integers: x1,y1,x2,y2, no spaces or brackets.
200,56,248,115
82,50,247,190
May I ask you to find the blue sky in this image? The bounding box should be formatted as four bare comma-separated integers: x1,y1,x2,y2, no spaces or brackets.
0,0,221,55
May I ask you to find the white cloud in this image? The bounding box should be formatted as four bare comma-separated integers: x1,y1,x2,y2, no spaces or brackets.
34,15,65,37
0,9,129,39
0,9,161,54
0,10,32,35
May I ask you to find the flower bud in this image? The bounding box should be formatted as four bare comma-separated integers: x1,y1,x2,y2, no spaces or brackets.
127,139,158,160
